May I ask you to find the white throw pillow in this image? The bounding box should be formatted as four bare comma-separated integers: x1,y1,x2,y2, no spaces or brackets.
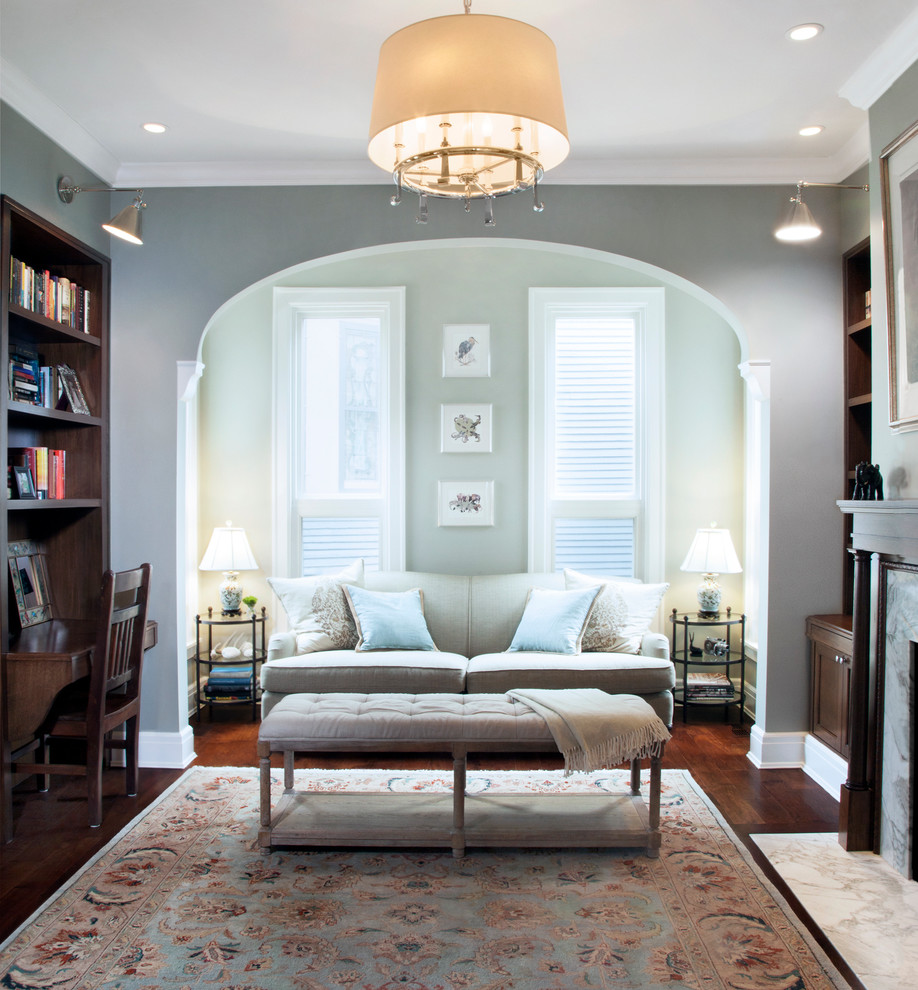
563,568,669,654
268,559,364,653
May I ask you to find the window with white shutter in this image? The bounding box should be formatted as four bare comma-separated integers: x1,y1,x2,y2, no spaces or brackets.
273,288,405,578
529,288,664,578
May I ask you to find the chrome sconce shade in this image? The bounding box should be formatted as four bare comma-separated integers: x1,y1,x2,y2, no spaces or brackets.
368,0,568,226
774,180,869,242
58,176,146,245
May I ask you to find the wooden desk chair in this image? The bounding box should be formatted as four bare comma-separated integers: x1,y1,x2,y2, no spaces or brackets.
12,563,152,827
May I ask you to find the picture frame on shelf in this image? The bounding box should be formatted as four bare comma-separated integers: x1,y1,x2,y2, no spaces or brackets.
442,324,490,378
437,480,494,526
441,403,493,452
7,539,53,627
57,363,91,415
11,465,36,499
880,119,918,431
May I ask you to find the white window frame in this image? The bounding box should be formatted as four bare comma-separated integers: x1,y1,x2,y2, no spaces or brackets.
528,287,665,580
272,287,406,580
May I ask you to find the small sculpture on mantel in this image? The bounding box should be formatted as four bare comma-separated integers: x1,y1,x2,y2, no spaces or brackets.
853,461,884,500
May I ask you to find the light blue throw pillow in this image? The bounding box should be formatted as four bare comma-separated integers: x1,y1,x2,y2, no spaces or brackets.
343,585,437,652
507,586,603,654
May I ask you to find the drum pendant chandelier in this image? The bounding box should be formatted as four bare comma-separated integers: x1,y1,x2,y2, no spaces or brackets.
368,0,569,225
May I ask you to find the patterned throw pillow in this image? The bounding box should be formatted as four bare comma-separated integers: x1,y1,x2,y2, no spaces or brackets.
563,568,669,654
267,560,364,653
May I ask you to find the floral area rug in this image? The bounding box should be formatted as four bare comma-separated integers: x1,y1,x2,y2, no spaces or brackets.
0,768,846,990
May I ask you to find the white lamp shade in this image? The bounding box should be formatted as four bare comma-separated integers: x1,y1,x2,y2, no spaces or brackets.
680,528,742,574
199,522,258,572
368,13,569,195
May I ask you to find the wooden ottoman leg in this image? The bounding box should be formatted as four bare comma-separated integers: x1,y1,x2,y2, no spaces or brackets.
284,750,294,791
259,750,273,853
630,757,641,795
452,750,467,858
646,750,663,858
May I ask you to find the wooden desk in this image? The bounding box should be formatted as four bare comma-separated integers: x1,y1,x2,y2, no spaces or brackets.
1,618,158,842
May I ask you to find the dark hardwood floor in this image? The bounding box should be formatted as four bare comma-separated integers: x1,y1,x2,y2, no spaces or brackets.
1,709,847,975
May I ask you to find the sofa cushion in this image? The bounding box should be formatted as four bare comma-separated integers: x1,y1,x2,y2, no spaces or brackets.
507,586,601,654
563,569,669,654
261,650,468,699
465,652,675,696
343,585,437,652
363,572,471,658
268,559,364,653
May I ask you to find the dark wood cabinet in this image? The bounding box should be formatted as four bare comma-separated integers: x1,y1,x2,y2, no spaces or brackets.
1,198,110,674
806,614,852,758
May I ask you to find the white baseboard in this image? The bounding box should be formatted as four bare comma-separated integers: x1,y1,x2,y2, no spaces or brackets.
139,727,196,769
746,725,807,768
802,734,846,800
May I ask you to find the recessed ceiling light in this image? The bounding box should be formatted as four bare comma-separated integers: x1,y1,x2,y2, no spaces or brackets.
787,23,823,41
142,122,167,134
799,125,825,137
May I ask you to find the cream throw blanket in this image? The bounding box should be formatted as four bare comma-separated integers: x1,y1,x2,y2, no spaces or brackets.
507,689,671,775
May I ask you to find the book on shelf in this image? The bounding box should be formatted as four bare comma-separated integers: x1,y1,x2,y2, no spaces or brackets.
208,664,254,681
686,671,734,698
8,446,66,499
9,256,91,333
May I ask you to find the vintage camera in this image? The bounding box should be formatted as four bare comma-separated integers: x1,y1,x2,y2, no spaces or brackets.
703,637,728,657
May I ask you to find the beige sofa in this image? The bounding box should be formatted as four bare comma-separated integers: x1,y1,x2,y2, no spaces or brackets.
261,570,675,724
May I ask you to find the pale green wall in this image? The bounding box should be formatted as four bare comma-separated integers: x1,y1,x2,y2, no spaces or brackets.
197,242,744,617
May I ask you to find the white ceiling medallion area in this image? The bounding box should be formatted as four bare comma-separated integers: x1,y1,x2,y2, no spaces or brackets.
1,2,917,190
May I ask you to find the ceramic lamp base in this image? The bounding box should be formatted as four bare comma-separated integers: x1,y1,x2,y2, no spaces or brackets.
219,570,243,615
696,573,722,618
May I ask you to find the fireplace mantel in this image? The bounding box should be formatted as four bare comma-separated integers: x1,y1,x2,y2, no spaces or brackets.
836,499,918,873
838,499,918,561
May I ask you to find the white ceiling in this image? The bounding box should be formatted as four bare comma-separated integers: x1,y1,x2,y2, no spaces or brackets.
2,0,917,189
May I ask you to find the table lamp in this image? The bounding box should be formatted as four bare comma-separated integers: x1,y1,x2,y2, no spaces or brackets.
199,521,258,615
680,526,742,618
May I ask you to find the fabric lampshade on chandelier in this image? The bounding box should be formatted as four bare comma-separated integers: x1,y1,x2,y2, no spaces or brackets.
368,0,569,224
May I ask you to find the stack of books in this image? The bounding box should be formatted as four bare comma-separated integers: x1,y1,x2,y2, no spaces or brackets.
9,446,66,498
204,664,255,701
9,256,92,332
686,671,734,699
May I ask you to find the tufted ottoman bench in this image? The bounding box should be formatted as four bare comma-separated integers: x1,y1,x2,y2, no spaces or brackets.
258,692,666,857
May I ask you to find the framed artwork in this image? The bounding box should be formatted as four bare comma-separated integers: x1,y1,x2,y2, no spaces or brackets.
441,403,493,452
437,481,494,526
12,465,36,499
7,539,53,627
881,118,918,431
442,324,490,378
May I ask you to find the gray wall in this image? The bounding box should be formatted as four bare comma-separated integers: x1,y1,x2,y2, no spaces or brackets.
2,101,860,745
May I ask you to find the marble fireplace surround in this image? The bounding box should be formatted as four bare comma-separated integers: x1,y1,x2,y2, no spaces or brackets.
838,499,918,878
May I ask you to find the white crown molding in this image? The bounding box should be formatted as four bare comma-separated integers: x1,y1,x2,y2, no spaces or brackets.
839,7,918,109
117,147,872,190
549,143,870,187
113,158,389,188
0,58,120,184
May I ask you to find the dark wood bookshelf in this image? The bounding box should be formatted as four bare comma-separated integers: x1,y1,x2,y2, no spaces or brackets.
1,196,111,840
841,238,871,614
